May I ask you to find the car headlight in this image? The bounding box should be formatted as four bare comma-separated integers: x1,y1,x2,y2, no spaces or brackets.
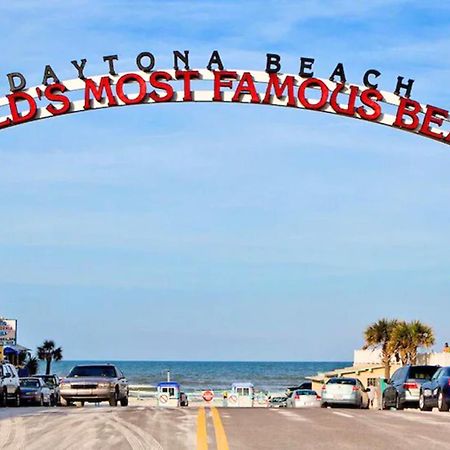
98,383,112,389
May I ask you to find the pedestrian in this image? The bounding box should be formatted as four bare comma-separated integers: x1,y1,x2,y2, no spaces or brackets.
367,385,375,409
443,342,450,353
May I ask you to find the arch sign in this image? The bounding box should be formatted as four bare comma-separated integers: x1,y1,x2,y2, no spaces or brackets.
1,50,449,145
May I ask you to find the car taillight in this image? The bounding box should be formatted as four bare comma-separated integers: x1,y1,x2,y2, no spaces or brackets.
321,385,326,390
403,382,418,390
294,394,300,400
352,386,360,391
316,395,321,400
447,379,450,386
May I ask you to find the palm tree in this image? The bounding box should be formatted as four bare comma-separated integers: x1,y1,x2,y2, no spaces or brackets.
387,320,435,365
25,356,39,376
37,340,63,375
363,318,398,379
406,320,435,364
389,321,411,365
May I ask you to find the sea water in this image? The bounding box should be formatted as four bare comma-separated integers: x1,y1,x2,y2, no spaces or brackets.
45,360,350,392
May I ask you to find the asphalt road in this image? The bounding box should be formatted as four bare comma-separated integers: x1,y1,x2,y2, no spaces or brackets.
0,405,449,449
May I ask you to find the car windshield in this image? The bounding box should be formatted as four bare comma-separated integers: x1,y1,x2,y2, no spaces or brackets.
38,376,56,386
327,378,356,385
68,366,116,378
297,390,316,395
409,367,438,380
20,379,40,388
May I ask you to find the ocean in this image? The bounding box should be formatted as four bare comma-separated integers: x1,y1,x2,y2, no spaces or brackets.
42,361,351,392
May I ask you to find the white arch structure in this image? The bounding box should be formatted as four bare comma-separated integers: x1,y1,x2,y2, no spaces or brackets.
0,69,448,145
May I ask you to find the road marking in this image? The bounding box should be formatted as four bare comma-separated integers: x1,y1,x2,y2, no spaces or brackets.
197,407,208,450
332,411,354,418
211,407,229,450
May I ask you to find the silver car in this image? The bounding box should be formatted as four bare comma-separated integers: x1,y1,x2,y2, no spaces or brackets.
321,377,369,409
60,364,129,407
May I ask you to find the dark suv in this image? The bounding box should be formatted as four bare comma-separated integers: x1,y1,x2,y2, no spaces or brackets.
382,365,439,410
60,364,129,407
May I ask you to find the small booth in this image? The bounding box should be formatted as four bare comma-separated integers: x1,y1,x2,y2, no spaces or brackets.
228,382,254,407
157,381,181,407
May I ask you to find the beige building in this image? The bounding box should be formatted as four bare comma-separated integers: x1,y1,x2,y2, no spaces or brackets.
307,350,450,393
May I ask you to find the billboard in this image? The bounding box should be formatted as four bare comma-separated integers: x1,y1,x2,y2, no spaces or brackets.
0,319,17,345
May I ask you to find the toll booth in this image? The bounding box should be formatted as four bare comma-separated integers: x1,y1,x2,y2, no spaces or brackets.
157,381,180,407
228,382,254,407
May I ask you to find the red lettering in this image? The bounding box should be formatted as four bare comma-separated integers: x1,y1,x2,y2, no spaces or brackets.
116,73,147,105
262,74,296,106
213,71,238,101
297,78,328,110
45,83,71,115
419,105,448,140
7,92,37,124
149,71,174,102
175,70,200,101
356,89,383,121
84,76,117,110
394,97,421,130
330,84,359,116
0,115,12,129
231,72,260,103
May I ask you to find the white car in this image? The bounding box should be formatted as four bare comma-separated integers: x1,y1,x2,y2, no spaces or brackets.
0,362,21,406
321,377,369,409
286,389,321,408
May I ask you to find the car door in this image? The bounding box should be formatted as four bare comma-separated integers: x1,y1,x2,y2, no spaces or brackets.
117,369,127,397
385,369,398,405
430,368,442,403
4,365,13,395
393,367,406,400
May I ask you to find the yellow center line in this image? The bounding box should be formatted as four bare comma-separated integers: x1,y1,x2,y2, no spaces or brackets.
211,407,230,450
197,407,208,450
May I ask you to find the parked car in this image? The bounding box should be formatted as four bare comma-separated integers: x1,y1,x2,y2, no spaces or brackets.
321,377,369,409
59,364,129,407
286,389,320,408
180,392,189,407
286,382,313,396
382,365,439,410
19,378,53,406
34,374,61,404
0,362,21,407
419,366,450,412
268,396,287,408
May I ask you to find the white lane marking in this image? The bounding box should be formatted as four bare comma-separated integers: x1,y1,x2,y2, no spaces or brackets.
332,411,354,418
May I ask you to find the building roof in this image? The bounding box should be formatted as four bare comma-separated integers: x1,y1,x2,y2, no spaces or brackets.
3,344,30,355
306,365,385,382
232,382,254,388
157,382,180,388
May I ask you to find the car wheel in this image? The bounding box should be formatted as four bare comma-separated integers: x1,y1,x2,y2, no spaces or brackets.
419,392,432,412
13,390,20,407
0,389,6,407
109,391,118,407
381,395,389,410
438,391,449,412
120,396,129,407
396,395,404,411
320,402,327,408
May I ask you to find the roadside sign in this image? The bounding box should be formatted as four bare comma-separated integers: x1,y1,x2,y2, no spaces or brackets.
202,390,214,402
0,319,17,345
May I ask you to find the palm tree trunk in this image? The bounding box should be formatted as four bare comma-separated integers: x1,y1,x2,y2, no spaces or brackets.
46,357,51,375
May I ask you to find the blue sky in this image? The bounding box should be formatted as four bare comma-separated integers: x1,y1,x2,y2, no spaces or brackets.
0,1,449,360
